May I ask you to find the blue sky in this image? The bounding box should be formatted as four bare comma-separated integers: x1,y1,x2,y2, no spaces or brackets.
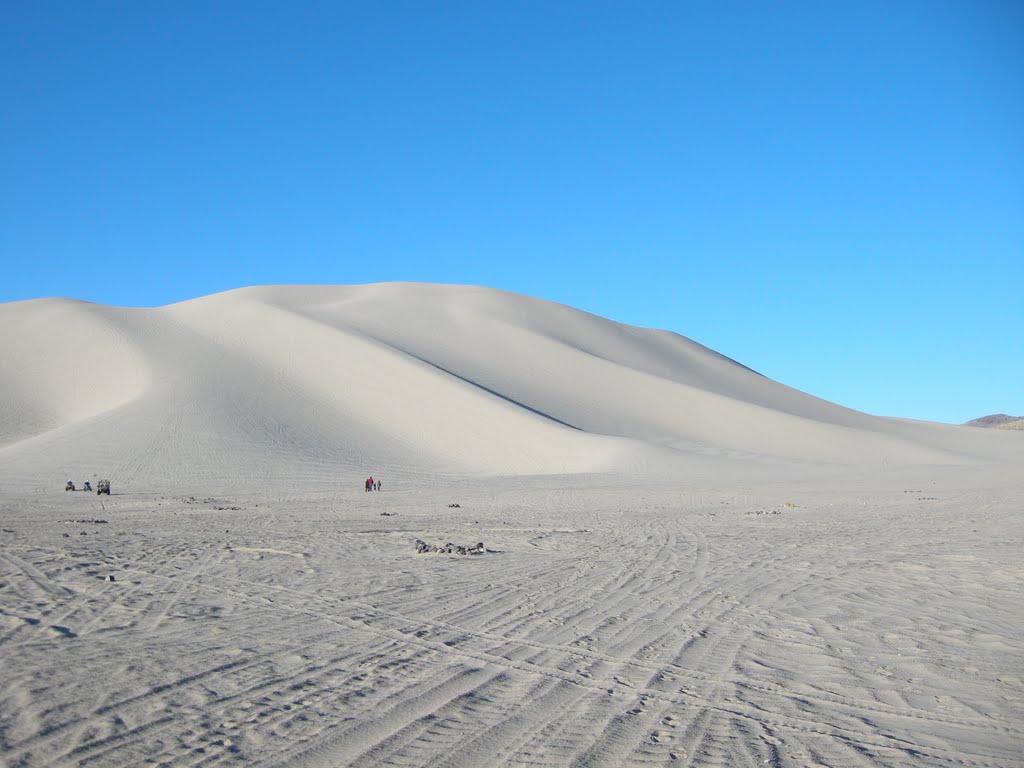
2,1,1021,424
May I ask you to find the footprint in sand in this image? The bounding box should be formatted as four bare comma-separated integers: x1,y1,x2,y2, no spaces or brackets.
662,714,679,727
651,729,674,743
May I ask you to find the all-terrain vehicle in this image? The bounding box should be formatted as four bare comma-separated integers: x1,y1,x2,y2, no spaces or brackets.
65,480,75,492
96,479,111,496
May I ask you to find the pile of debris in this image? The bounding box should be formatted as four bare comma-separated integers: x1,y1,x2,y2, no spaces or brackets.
414,539,485,555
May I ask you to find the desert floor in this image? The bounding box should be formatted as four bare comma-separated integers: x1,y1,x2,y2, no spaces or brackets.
1,468,1021,768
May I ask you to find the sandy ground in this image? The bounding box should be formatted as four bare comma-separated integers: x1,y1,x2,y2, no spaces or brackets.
1,467,1021,768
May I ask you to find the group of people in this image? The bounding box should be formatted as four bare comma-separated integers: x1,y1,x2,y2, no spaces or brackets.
364,476,382,492
65,480,92,491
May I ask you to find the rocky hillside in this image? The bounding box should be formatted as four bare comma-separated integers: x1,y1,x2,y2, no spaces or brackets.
963,414,1024,428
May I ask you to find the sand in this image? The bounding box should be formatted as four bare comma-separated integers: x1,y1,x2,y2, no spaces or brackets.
1,284,1021,767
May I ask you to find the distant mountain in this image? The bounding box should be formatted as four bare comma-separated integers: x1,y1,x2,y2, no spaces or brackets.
963,414,1024,428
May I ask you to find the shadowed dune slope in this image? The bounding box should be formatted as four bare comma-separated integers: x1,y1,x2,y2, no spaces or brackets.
1,283,1019,488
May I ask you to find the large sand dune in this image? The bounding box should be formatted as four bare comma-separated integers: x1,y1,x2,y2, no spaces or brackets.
1,283,1021,767
2,283,1018,489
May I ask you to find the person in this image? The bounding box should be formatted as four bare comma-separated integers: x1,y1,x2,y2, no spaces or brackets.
83,481,92,492
376,479,382,491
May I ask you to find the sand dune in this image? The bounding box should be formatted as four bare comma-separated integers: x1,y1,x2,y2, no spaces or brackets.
2,283,1018,490
1,284,1021,767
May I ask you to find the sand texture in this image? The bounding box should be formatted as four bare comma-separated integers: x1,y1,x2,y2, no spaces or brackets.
1,284,1021,767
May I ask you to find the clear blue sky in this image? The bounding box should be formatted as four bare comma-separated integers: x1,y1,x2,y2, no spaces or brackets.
2,1,1021,424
